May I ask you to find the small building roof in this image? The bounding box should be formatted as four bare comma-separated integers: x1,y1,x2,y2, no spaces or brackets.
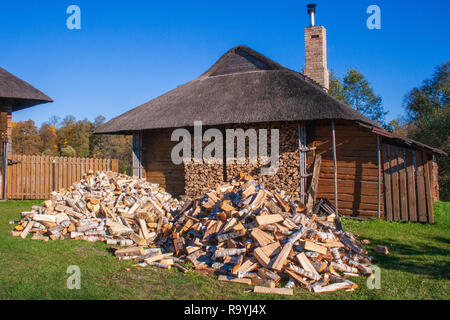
0,67,53,111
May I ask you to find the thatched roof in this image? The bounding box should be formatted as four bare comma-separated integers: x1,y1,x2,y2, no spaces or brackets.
95,45,445,156
95,45,381,134
0,67,53,111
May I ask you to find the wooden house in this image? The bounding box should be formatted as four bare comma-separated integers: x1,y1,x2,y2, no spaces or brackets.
96,10,446,223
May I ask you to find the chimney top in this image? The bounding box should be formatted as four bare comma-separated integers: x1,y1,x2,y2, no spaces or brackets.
304,4,329,91
307,4,316,27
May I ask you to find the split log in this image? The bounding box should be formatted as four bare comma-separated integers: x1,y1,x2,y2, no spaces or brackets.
287,264,321,281
253,286,293,296
255,214,284,226
257,268,281,283
20,221,34,239
271,243,292,272
296,252,319,276
313,282,353,293
218,275,252,285
304,240,327,255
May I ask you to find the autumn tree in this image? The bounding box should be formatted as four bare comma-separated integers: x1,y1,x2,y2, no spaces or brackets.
69,119,93,157
39,124,58,156
11,120,42,154
56,115,75,152
11,114,136,175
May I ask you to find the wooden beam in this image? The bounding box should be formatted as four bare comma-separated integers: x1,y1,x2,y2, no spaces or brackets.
298,121,307,203
406,149,417,222
382,144,393,221
398,147,409,221
416,151,428,223
132,131,143,178
423,152,434,224
306,154,322,214
2,141,8,200
331,120,338,215
377,135,382,218
391,146,400,221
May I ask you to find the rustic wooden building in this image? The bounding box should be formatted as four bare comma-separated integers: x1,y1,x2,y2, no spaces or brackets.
0,67,53,199
96,12,446,223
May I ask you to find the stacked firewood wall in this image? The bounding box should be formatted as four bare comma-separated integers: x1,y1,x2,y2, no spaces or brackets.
184,122,314,199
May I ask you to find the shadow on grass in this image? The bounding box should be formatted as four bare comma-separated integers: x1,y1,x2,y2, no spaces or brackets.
364,236,450,280
431,236,450,245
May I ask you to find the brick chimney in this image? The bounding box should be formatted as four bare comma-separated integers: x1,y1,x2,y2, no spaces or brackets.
304,4,329,90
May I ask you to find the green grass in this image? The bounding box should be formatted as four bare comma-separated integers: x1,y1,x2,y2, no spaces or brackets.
0,200,449,300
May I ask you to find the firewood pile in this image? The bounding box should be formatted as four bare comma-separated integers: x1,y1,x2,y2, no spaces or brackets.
164,173,373,294
11,171,181,245
11,171,374,295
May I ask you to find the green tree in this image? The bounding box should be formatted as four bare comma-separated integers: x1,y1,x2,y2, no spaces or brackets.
90,115,132,173
343,69,387,125
329,69,388,126
61,145,77,157
69,119,93,157
329,70,347,103
385,117,414,137
55,115,93,157
404,62,450,200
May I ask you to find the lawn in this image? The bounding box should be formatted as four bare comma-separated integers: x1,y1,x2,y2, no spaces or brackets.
0,200,449,300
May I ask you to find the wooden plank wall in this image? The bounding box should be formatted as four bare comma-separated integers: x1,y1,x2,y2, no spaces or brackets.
381,143,434,223
315,121,382,218
142,129,185,196
6,155,118,200
0,143,3,199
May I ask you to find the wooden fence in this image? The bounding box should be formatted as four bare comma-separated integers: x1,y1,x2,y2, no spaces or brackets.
6,155,119,200
382,144,434,223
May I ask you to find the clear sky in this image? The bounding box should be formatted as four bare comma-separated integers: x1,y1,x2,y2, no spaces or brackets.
1,0,449,126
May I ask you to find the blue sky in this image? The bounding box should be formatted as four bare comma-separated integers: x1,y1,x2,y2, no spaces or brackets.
1,0,449,126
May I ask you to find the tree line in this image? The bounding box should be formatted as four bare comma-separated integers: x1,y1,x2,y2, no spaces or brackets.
11,115,132,174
